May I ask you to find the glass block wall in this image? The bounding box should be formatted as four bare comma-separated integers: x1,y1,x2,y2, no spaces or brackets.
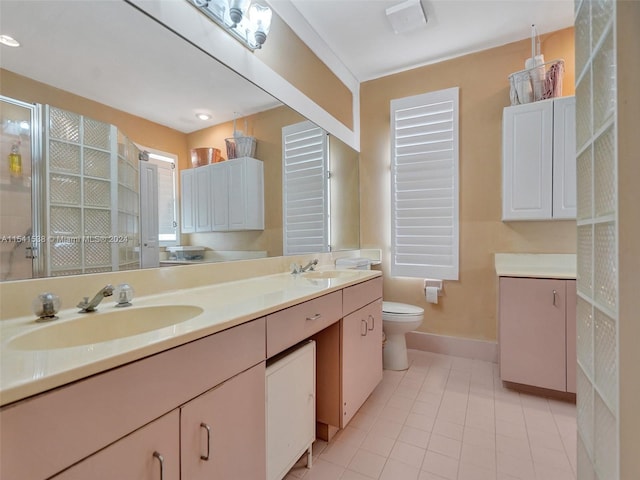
574,0,619,478
44,106,139,276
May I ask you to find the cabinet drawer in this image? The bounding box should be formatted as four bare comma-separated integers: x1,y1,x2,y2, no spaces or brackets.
267,291,342,357
0,318,266,480
343,276,383,316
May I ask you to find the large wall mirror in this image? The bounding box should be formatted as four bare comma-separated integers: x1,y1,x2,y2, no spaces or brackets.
0,0,360,281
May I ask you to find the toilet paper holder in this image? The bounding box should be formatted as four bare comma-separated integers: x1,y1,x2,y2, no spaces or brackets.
423,279,444,297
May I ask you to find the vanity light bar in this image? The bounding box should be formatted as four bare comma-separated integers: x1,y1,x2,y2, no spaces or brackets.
188,0,272,51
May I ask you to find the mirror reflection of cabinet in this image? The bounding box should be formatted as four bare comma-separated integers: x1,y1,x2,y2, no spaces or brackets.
180,157,264,234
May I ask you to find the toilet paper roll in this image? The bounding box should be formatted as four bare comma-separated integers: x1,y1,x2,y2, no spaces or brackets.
425,286,439,304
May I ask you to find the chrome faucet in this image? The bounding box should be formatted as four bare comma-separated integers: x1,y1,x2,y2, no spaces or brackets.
77,284,115,312
291,259,318,274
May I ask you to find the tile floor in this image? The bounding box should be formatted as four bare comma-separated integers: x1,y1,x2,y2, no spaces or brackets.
285,349,577,480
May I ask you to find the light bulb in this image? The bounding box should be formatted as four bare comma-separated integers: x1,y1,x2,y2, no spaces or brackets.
227,0,250,26
249,4,272,46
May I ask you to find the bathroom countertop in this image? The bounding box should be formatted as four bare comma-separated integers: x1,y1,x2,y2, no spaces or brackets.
494,253,577,279
0,269,381,407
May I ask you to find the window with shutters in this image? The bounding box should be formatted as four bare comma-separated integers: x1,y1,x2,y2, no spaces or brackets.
148,151,178,245
282,121,329,255
390,87,459,280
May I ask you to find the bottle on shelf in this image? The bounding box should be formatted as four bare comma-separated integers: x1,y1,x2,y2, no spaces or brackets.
8,141,22,177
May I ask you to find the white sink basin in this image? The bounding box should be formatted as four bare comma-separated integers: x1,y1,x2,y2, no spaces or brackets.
302,270,359,280
8,305,203,350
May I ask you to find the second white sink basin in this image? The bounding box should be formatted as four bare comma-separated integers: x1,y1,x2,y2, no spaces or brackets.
9,305,203,350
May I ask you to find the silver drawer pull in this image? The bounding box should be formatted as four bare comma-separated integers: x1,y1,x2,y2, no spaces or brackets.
553,289,557,306
368,314,375,331
361,318,368,336
306,313,321,321
200,422,211,461
153,451,164,480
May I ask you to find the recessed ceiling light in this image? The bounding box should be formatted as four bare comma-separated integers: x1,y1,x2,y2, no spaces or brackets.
196,113,211,121
0,35,20,47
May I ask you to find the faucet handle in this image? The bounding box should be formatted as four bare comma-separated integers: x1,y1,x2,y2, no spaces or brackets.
32,292,61,321
115,283,134,307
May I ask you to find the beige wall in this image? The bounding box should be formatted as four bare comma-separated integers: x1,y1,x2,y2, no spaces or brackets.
255,14,353,131
360,28,577,341
186,106,305,256
329,135,360,251
0,69,189,164
617,1,640,476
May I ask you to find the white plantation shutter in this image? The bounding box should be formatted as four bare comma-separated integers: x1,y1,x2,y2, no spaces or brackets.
282,121,329,255
390,87,459,280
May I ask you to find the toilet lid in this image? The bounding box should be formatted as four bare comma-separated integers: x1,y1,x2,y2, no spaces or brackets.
382,301,424,315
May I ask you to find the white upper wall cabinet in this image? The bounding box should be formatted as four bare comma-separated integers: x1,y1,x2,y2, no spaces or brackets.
502,96,576,221
180,157,264,233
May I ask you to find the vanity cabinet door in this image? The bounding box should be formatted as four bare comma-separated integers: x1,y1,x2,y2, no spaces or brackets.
180,362,266,480
53,410,179,480
499,277,568,391
342,298,383,426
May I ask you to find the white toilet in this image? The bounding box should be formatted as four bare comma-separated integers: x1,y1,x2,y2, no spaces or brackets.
382,301,424,371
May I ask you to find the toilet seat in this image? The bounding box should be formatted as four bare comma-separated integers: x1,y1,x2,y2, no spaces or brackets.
382,302,424,322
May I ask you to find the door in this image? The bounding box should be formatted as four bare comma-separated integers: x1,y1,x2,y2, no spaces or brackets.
180,363,266,480
227,159,247,230
210,162,229,231
139,160,159,268
552,96,577,219
195,166,211,232
499,277,567,391
502,100,553,220
52,411,179,480
0,95,41,280
342,299,383,426
180,169,196,233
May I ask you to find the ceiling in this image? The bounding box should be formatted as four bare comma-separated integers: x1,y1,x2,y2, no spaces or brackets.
0,1,280,133
273,0,576,82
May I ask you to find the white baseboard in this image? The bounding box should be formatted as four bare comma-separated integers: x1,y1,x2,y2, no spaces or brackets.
406,331,498,363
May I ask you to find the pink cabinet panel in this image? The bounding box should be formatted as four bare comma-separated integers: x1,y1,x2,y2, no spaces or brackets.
343,276,383,316
566,280,577,393
266,291,342,357
180,363,266,480
53,410,180,480
499,277,567,391
0,318,265,480
342,299,383,426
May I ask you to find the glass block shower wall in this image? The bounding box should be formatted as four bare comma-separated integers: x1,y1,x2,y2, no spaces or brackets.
574,0,619,479
44,106,139,276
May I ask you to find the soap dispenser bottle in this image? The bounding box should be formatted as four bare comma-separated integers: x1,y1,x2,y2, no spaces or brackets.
8,141,22,177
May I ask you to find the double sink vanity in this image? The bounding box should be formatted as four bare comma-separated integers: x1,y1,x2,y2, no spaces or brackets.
0,266,383,480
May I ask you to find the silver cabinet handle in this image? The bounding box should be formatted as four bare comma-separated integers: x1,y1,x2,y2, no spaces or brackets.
306,313,321,321
361,318,368,336
553,289,558,306
153,451,164,480
200,422,211,461
368,314,375,331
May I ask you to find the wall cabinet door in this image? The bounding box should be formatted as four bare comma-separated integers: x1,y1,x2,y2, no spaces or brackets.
180,363,266,480
195,165,212,232
552,96,577,219
502,96,576,221
210,162,229,231
342,298,383,426
180,168,196,233
499,277,575,392
53,411,180,480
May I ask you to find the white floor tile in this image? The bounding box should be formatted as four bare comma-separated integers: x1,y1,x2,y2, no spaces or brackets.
283,351,577,480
